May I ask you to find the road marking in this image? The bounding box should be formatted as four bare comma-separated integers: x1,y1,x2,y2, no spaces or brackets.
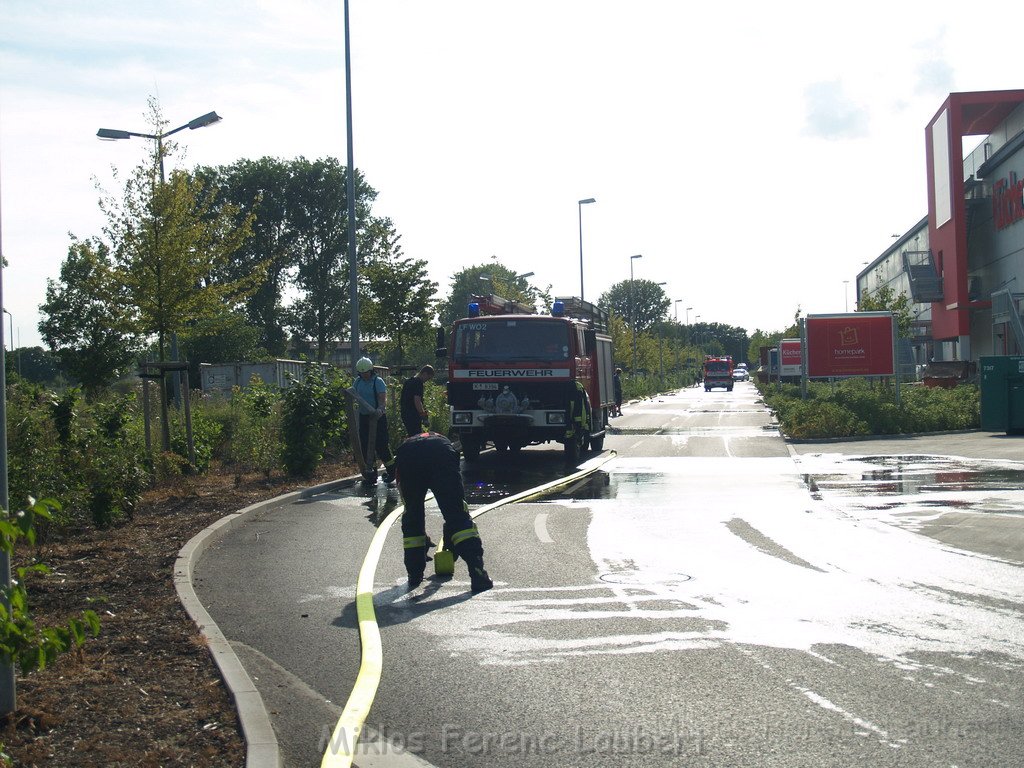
321,453,617,767
534,513,554,543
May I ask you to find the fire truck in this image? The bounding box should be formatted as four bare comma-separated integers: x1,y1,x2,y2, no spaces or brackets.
703,355,734,391
441,294,614,463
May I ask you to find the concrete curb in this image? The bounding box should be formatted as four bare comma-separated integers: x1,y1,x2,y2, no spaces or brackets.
783,428,984,444
174,474,362,768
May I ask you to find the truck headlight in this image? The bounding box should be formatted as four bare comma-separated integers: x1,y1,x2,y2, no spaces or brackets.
546,412,566,425
453,412,473,425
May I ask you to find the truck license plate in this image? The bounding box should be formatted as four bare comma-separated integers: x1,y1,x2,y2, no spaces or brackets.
472,383,499,390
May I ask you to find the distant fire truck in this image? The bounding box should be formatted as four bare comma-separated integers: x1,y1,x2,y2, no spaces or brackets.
441,294,614,462
703,355,734,392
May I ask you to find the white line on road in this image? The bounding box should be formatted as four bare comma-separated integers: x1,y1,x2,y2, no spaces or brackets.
534,513,554,544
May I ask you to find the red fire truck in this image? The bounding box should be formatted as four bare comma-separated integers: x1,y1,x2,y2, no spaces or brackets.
703,355,734,391
442,294,614,463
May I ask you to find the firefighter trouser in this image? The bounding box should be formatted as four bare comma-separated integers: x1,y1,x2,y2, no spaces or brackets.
358,413,394,470
396,433,484,578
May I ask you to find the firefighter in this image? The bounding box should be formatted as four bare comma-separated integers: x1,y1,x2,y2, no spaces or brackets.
396,432,493,594
353,356,396,483
400,364,434,437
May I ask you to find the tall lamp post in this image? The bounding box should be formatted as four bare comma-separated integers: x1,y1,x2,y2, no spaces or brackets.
343,0,359,372
0,173,11,714
629,254,642,372
2,309,16,376
674,299,682,321
844,280,850,312
97,109,222,450
577,198,596,300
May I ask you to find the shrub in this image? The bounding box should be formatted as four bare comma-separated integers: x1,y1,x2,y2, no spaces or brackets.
230,377,283,477
757,379,980,438
280,365,350,477
0,498,100,673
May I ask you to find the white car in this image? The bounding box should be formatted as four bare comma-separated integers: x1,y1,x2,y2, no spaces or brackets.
732,366,750,382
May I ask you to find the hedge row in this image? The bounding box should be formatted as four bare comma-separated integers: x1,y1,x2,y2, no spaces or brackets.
757,379,980,439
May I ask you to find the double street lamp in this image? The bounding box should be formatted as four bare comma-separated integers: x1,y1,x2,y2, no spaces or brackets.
97,110,222,184
577,198,596,300
629,254,642,372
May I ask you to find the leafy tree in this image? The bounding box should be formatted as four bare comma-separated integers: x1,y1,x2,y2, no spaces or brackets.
179,307,265,386
38,238,141,396
282,157,379,361
437,260,538,328
360,219,438,362
6,346,62,387
196,157,299,356
99,99,259,362
598,280,671,332
857,284,913,337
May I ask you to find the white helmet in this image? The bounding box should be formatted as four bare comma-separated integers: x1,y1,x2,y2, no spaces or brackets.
356,357,374,373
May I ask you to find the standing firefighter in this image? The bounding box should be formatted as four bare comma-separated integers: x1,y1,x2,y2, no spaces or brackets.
400,364,434,437
396,432,493,594
353,357,396,483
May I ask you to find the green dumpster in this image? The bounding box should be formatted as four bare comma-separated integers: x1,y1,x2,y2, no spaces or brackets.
979,355,1024,434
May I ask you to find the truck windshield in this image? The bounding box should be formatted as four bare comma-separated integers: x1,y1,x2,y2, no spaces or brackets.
454,319,571,362
705,361,730,373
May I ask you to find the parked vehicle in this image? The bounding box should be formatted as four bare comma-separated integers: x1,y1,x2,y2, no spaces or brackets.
704,355,734,391
440,294,614,462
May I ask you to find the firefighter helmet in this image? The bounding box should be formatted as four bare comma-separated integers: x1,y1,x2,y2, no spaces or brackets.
356,357,374,373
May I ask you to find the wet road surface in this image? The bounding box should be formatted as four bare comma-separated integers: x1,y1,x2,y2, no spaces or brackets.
194,382,1024,767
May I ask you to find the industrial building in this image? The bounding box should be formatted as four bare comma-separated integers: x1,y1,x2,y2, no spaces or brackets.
857,89,1024,368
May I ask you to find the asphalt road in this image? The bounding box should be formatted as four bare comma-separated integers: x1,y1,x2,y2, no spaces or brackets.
194,381,1024,767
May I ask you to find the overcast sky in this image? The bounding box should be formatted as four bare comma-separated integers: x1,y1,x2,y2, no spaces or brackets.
1,1,1021,349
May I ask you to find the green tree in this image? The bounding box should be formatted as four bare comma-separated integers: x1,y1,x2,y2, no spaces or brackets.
5,346,62,387
598,280,671,332
361,219,438,362
195,157,299,356
282,158,379,361
38,238,141,396
858,285,913,337
437,260,538,328
99,100,259,362
179,307,265,386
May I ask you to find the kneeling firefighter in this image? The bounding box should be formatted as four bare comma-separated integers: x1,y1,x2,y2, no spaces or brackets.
395,432,493,594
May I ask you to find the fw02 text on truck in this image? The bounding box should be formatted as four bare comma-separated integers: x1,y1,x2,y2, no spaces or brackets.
440,294,614,463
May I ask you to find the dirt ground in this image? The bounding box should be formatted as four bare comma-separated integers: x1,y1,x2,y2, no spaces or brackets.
1,458,359,767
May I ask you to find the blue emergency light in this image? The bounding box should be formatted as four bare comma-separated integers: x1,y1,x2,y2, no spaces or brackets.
468,302,481,318
552,300,565,317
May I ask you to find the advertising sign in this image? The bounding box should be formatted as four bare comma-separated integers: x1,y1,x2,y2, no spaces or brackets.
805,313,895,378
779,338,802,376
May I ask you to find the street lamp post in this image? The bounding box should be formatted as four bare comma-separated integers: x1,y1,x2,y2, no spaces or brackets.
97,109,221,452
577,198,596,300
674,299,682,321
629,254,642,373
97,110,222,185
2,310,16,376
844,280,850,312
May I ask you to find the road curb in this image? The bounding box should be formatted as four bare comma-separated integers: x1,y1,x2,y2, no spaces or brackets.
783,428,984,444
174,473,362,768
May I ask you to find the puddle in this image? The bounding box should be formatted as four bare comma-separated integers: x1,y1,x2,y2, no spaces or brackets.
794,454,1024,520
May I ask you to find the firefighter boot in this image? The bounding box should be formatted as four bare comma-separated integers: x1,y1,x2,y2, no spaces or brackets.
403,540,429,589
462,552,493,594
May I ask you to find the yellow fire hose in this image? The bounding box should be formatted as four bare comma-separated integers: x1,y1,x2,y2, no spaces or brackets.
320,450,616,767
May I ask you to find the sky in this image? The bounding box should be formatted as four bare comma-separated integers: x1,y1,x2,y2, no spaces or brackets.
1,0,1022,350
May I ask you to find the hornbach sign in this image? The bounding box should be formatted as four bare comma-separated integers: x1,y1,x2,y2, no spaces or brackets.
993,172,1024,230
805,313,895,378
